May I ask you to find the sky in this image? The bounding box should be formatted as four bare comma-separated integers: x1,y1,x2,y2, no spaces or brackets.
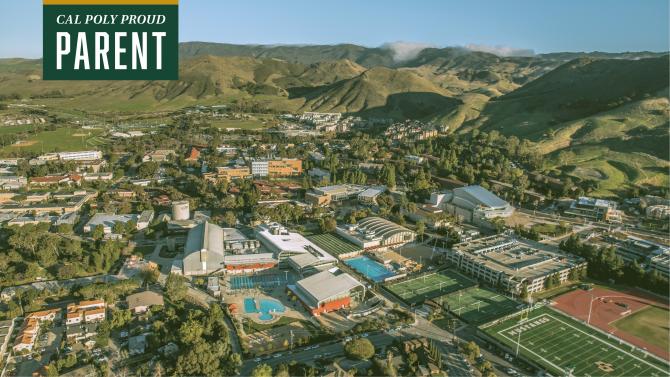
0,0,668,58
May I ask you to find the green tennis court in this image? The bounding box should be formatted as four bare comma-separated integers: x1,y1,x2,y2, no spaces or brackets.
385,269,476,304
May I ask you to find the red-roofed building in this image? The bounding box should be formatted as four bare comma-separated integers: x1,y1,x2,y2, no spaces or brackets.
185,147,200,162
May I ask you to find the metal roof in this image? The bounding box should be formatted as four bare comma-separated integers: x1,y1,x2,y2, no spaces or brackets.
455,185,509,209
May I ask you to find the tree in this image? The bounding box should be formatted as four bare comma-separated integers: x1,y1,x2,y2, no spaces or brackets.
179,319,205,345
112,221,126,235
319,216,337,233
416,221,426,241
344,338,375,360
92,224,105,239
165,273,187,301
460,341,480,363
223,211,237,227
251,363,273,377
520,284,529,301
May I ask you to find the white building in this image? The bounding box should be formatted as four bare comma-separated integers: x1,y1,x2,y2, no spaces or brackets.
251,160,269,177
434,185,514,226
446,235,585,294
336,217,416,250
58,151,103,161
83,211,153,233
181,222,271,276
255,222,336,265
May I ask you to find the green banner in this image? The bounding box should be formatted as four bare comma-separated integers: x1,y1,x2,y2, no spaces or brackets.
43,2,178,80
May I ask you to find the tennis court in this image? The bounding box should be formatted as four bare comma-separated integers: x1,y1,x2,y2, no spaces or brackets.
484,306,670,377
434,287,521,324
385,269,476,304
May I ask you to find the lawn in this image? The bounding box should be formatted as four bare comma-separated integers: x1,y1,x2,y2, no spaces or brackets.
385,269,476,305
435,287,522,325
0,126,105,155
613,306,670,352
483,306,669,377
531,223,571,237
244,316,301,334
307,233,362,258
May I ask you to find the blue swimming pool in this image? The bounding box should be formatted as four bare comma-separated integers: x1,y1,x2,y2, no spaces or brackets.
244,297,286,321
345,256,396,282
230,274,293,291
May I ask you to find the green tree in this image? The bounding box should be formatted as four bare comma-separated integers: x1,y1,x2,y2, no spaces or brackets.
416,221,426,241
344,338,375,360
165,273,187,301
92,224,105,239
223,211,237,227
251,363,273,377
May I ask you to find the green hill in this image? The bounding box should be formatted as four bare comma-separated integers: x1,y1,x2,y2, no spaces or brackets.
0,45,667,195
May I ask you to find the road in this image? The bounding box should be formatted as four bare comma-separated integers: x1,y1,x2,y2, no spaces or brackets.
239,332,396,376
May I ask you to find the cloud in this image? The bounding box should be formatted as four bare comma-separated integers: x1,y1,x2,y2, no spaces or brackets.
382,41,435,62
465,44,535,57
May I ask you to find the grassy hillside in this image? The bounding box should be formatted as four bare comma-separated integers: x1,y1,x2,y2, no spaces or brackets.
0,47,667,194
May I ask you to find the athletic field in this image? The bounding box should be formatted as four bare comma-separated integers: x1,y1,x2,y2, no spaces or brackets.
483,306,670,377
385,269,476,305
307,233,362,258
435,287,521,324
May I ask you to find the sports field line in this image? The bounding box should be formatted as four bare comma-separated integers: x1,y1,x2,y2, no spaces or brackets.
497,313,667,374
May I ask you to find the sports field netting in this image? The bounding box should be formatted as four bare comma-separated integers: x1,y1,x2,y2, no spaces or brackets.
483,306,670,377
435,287,521,325
385,269,476,304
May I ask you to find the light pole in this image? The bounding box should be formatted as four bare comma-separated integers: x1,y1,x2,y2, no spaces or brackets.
587,291,595,324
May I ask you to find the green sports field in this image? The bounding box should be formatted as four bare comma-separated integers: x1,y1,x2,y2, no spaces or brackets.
307,233,362,258
385,269,476,305
483,306,670,377
436,287,521,325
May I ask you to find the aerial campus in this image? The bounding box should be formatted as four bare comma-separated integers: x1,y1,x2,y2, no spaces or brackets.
0,1,669,377
0,106,667,377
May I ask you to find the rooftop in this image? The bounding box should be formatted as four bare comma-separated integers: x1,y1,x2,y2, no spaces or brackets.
454,185,509,209
293,269,363,307
452,235,584,282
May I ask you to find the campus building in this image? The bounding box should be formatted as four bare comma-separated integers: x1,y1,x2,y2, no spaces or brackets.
251,158,303,177
611,235,670,278
254,222,337,266
336,217,416,250
181,222,274,276
213,165,252,182
445,235,586,295
288,268,365,316
65,300,106,325
430,185,514,226
83,210,154,234
0,191,94,215
37,150,103,162
305,184,366,206
565,197,621,222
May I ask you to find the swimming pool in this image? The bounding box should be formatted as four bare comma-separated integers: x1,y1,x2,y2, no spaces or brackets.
230,274,292,291
345,256,396,282
244,297,286,321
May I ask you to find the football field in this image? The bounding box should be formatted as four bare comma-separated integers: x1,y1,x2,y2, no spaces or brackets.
385,269,476,304
484,306,670,377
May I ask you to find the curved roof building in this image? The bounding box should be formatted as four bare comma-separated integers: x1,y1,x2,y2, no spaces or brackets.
336,217,415,249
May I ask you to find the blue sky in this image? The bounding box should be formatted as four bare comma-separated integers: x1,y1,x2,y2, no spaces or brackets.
1,0,668,58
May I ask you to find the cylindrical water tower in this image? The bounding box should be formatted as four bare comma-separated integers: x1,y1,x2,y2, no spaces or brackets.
171,200,190,221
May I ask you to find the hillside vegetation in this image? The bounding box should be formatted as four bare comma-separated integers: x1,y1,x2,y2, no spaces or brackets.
0,43,667,194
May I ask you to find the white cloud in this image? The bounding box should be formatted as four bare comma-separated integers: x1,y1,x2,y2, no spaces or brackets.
382,41,435,62
465,44,535,57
